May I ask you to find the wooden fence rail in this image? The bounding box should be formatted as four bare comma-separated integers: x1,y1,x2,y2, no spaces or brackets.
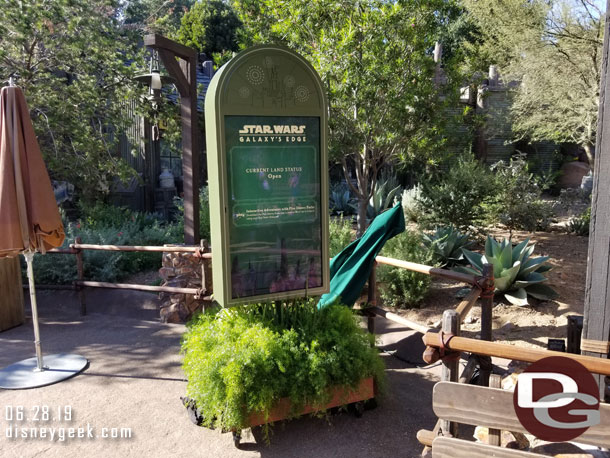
423,331,610,376
41,241,484,325
375,255,478,285
34,241,213,315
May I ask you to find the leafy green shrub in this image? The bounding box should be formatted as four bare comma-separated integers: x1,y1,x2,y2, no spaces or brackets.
174,186,211,242
401,185,423,223
78,201,159,230
329,183,355,216
567,207,591,236
491,156,554,234
181,300,386,435
422,226,472,267
377,230,433,308
456,236,558,306
417,155,497,232
329,216,355,257
28,209,182,284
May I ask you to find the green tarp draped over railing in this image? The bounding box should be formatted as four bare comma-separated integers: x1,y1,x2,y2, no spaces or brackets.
318,204,405,309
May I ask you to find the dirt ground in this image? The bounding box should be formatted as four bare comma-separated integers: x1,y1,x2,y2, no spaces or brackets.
395,227,589,349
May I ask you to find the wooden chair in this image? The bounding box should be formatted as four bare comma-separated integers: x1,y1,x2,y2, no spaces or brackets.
429,381,610,457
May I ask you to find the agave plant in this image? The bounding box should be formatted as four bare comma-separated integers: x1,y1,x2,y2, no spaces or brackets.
329,184,355,215
455,236,558,306
422,226,472,267
567,207,590,236
366,178,402,221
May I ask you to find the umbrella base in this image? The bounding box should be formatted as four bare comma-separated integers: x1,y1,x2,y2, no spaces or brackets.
0,353,88,389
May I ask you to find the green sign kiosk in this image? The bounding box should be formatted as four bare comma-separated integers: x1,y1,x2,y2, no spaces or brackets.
205,46,329,306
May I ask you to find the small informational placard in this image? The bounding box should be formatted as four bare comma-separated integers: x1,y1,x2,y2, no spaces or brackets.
205,46,329,306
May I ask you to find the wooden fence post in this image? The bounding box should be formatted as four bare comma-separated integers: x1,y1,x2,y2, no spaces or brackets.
479,263,494,387
441,309,459,438
199,239,213,313
74,237,86,316
488,374,502,446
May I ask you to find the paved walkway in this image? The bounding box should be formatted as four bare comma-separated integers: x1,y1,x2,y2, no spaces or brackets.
0,289,442,458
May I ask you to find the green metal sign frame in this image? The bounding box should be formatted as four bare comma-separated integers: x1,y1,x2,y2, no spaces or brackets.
205,45,329,307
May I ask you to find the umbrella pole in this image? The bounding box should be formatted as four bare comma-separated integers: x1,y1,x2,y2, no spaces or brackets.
24,251,45,371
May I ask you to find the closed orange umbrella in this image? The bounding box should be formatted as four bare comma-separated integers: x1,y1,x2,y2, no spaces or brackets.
0,86,64,256
0,83,87,389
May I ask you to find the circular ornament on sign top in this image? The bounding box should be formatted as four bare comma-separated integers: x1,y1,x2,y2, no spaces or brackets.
294,85,310,102
246,65,265,85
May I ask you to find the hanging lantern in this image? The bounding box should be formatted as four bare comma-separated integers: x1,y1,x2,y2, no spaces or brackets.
135,50,176,109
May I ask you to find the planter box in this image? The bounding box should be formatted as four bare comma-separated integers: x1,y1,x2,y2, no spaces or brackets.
229,377,375,446
246,376,375,427
183,377,376,447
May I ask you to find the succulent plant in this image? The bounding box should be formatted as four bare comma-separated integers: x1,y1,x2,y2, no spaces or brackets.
401,185,423,223
455,236,558,306
366,178,402,221
422,226,473,267
329,184,355,215
567,207,590,236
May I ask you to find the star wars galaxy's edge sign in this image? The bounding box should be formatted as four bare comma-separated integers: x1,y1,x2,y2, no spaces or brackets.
205,46,329,306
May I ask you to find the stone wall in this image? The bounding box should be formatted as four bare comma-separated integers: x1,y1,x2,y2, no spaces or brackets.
158,244,213,323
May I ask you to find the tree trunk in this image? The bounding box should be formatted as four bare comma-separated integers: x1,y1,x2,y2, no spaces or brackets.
584,142,595,169
356,197,368,238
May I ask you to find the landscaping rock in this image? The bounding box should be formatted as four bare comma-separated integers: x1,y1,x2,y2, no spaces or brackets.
500,321,515,332
464,314,478,324
160,303,182,324
158,244,213,323
559,161,590,189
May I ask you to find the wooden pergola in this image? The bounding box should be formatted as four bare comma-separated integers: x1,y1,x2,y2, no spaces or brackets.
144,34,200,245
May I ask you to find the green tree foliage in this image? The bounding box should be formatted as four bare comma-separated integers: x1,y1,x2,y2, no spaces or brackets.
233,0,466,235
122,0,196,36
176,0,242,58
0,0,151,200
462,0,604,164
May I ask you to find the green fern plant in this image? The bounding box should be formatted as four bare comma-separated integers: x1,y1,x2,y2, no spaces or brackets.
181,300,386,439
422,226,472,267
455,236,558,306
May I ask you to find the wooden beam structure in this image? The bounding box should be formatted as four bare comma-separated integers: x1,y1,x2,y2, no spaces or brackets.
144,34,200,244
582,0,610,400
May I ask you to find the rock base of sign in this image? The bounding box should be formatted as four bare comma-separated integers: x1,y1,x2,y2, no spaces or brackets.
158,244,212,323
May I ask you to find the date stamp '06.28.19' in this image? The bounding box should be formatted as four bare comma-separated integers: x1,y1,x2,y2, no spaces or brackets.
2,405,133,442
